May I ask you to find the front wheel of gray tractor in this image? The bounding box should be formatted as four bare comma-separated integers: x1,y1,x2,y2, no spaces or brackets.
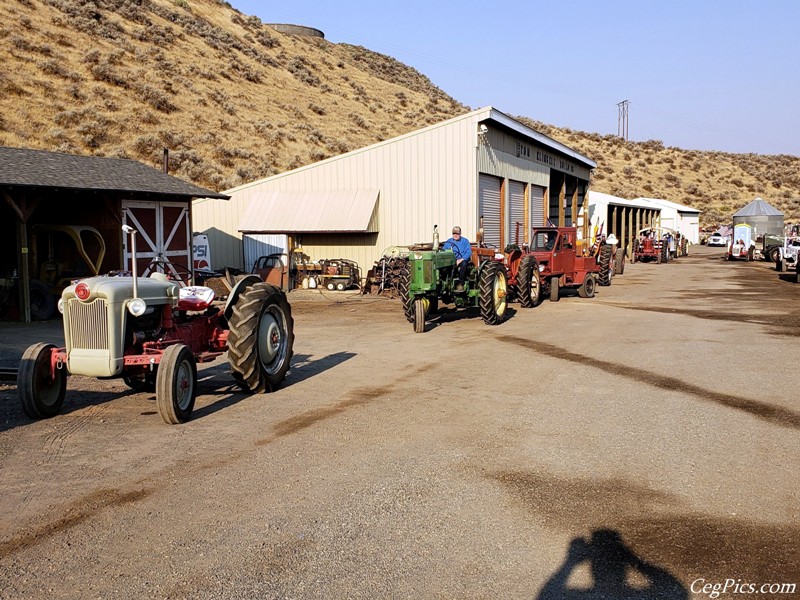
517,255,541,308
597,244,613,286
156,344,197,424
227,282,294,394
18,342,66,420
479,262,508,325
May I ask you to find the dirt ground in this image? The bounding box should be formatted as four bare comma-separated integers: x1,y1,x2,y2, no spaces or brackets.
0,246,798,599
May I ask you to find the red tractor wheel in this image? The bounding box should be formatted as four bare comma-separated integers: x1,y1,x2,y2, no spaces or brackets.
517,255,541,308
597,245,613,286
578,274,596,299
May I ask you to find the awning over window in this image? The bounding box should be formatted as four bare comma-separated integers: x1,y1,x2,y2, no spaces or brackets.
238,189,379,233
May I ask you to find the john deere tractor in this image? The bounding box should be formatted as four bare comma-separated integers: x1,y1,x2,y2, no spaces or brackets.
398,226,507,333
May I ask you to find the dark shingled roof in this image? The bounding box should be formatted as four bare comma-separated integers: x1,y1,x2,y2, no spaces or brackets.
0,146,229,199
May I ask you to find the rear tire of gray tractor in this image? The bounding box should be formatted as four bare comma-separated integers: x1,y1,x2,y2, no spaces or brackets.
413,298,426,333
517,255,541,308
769,247,780,263
156,344,197,424
18,342,66,420
227,282,295,394
549,276,560,302
398,259,414,323
613,248,626,275
578,274,596,299
479,262,508,325
598,245,613,286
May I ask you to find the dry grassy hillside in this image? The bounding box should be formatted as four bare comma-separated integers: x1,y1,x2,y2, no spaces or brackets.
1,0,798,225
0,0,465,191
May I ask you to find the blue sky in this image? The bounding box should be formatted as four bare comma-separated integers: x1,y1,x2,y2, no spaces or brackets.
232,0,799,156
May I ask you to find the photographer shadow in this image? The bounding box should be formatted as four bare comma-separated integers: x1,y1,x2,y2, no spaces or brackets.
538,529,687,600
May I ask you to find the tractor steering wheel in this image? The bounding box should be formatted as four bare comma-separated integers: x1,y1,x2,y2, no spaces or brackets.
147,259,193,287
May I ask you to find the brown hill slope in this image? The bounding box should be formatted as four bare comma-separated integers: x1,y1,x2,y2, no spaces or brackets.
2,0,798,225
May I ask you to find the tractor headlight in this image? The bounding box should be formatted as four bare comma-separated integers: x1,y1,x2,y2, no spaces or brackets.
128,298,147,317
57,298,64,314
538,264,546,272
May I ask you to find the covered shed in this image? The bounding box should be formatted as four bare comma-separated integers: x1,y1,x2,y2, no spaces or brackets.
732,198,784,237
634,197,701,244
193,106,596,274
585,192,663,258
0,147,228,322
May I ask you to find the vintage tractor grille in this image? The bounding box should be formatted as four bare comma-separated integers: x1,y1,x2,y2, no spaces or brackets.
423,260,433,282
67,298,109,350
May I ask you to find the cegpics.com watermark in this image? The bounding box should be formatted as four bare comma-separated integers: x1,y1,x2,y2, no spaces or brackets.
691,578,797,598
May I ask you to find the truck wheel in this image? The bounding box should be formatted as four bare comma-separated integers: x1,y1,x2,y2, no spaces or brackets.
777,258,785,272
549,276,560,302
768,247,780,263
156,344,196,424
597,245,613,286
479,262,507,325
517,255,541,308
397,259,414,323
578,274,596,298
613,248,626,275
413,298,426,333
18,342,66,419
228,282,294,394
29,279,56,321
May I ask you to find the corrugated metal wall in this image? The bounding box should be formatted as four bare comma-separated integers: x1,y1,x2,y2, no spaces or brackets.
193,111,484,271
507,180,525,245
242,234,288,272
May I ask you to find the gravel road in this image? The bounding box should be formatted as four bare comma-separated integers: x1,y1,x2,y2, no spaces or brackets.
0,245,797,599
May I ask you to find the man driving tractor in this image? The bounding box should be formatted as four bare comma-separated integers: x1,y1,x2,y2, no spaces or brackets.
443,226,471,289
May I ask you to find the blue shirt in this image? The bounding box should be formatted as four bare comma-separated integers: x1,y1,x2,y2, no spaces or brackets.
444,236,472,261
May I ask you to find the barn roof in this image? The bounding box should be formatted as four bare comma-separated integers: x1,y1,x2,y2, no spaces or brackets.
732,197,783,217
0,147,229,199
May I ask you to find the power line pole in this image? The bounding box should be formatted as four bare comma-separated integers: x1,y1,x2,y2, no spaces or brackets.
617,100,629,140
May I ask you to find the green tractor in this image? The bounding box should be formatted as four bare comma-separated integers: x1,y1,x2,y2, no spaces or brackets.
398,227,508,333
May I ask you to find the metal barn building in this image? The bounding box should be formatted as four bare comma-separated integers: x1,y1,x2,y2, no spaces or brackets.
192,107,596,275
585,191,663,257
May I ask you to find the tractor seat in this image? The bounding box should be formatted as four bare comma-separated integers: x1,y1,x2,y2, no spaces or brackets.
177,286,216,311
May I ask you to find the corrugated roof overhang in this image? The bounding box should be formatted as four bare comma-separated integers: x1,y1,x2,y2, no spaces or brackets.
239,189,379,233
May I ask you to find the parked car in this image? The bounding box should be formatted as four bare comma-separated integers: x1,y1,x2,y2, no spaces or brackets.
707,233,728,247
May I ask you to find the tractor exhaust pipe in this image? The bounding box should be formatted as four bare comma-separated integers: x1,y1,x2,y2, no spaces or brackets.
122,224,139,300
433,224,439,249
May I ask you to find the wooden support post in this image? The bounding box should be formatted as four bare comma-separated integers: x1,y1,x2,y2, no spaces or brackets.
558,181,565,228
620,207,627,257
570,186,578,229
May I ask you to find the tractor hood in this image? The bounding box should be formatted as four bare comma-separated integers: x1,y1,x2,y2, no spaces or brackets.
62,276,180,306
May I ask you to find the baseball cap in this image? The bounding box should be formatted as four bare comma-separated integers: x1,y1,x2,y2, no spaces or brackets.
452,226,461,234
